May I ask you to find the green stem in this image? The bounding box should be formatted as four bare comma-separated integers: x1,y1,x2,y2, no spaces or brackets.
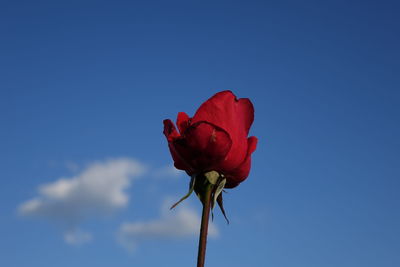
197,184,213,267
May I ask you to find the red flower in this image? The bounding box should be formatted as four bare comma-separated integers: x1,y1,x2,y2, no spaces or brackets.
163,91,257,188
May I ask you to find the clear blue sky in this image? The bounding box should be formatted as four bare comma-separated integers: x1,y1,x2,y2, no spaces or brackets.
1,0,399,266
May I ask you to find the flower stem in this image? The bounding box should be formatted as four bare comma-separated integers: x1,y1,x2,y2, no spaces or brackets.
197,183,213,267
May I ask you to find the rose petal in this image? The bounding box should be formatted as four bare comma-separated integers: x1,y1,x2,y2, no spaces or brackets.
168,142,191,171
192,91,255,170
163,119,180,142
192,90,254,136
224,136,258,188
163,119,191,171
176,112,190,134
173,121,232,172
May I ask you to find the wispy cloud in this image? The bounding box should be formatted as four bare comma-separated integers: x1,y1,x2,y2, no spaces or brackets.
151,164,183,179
64,229,92,245
18,158,146,244
117,199,218,251
18,159,212,248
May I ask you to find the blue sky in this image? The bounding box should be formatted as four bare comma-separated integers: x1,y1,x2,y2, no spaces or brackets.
1,0,399,266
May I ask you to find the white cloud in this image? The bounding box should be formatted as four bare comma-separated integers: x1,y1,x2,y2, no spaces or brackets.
64,229,92,245
18,158,146,243
18,158,217,248
117,199,218,251
151,164,182,179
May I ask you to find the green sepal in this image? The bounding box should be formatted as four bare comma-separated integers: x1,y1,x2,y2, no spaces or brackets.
204,171,220,185
217,193,229,224
170,175,196,210
211,177,226,210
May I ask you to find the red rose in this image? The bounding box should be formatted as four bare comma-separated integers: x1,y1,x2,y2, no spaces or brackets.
163,90,257,188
